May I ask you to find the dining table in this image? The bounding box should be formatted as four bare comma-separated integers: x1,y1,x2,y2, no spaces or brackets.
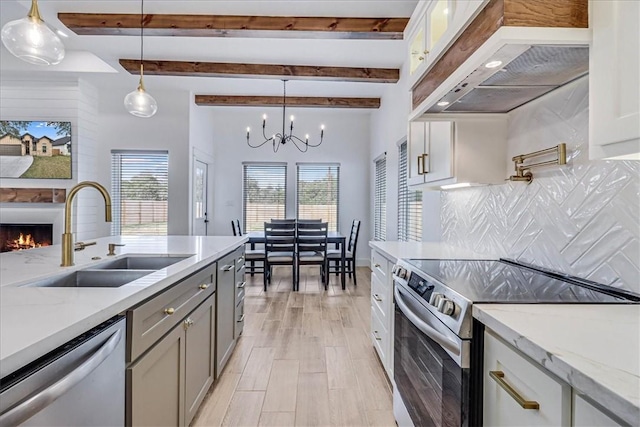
246,230,348,289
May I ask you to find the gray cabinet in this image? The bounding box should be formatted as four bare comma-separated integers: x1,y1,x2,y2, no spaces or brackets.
216,249,241,377
128,320,186,427
184,296,215,426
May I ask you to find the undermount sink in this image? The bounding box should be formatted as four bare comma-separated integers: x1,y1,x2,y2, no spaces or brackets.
92,255,191,270
24,269,155,288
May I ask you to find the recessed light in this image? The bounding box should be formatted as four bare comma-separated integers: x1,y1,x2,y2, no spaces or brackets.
441,183,472,190
485,60,503,69
437,101,450,107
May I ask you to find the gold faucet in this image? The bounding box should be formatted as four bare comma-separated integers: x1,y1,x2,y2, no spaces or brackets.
61,181,112,267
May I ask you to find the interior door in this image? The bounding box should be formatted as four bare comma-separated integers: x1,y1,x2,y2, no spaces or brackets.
192,159,208,236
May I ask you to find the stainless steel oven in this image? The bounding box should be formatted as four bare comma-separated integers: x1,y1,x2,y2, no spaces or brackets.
393,279,471,427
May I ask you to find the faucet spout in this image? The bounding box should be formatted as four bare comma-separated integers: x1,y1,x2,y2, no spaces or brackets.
61,181,112,267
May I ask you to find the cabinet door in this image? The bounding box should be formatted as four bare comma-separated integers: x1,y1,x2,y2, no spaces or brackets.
484,330,571,426
128,323,185,427
426,0,452,53
409,24,426,75
424,121,454,183
408,121,427,186
216,253,237,377
572,394,622,427
590,0,640,159
184,296,215,426
235,299,245,339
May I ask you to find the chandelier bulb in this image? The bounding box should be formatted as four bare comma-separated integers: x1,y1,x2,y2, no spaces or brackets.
290,115,295,122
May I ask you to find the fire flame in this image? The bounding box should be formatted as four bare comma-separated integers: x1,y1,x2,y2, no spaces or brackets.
9,233,50,251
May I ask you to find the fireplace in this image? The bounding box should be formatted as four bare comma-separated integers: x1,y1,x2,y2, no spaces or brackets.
0,224,53,253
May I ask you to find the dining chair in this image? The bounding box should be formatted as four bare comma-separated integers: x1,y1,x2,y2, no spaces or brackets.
264,221,297,291
328,219,360,286
296,221,328,291
232,219,264,276
231,219,242,236
270,218,296,224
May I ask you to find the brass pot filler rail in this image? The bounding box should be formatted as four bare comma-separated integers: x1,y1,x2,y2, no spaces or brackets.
509,143,567,183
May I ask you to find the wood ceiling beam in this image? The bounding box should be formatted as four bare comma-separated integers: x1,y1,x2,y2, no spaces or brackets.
194,95,381,109
119,59,399,83
59,13,409,39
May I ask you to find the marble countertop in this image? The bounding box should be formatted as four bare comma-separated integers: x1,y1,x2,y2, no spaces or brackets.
0,235,247,378
474,304,640,426
368,240,495,262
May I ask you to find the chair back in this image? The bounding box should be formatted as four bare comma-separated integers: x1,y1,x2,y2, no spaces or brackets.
347,220,361,255
270,218,296,224
297,221,328,256
297,218,322,223
264,221,296,254
231,219,242,236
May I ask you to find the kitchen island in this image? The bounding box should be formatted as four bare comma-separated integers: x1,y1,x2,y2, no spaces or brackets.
0,235,247,379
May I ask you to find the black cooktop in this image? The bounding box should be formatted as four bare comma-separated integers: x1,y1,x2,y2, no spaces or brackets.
405,259,639,303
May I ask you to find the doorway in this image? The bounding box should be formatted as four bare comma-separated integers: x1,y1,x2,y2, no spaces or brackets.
192,158,209,236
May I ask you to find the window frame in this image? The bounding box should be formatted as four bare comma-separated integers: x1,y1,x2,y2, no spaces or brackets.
295,162,340,232
242,162,288,232
374,154,387,241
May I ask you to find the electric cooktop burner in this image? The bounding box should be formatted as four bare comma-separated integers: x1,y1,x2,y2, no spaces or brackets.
404,259,638,304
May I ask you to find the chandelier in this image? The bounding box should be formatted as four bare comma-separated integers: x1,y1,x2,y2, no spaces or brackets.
246,80,324,153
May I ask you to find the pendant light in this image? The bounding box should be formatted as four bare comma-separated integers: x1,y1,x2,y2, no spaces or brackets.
1,0,65,66
124,0,157,118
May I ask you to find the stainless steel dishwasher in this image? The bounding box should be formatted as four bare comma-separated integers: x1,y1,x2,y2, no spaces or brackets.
0,316,125,426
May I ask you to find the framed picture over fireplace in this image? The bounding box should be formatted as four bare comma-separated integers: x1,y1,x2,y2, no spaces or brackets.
0,121,72,179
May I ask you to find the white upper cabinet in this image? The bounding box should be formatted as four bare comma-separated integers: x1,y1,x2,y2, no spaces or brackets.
407,116,507,190
406,0,486,88
589,0,640,160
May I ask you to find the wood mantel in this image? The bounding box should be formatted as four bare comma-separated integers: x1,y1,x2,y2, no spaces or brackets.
0,188,67,203
411,0,588,109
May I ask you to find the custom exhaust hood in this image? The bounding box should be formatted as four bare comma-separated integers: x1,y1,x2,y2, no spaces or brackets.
410,0,590,117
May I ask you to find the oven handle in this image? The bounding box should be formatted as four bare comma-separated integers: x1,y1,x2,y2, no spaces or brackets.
394,285,461,356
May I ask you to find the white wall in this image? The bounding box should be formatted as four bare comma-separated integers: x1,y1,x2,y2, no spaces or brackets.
94,87,191,237
195,107,372,263
442,77,640,294
0,79,99,241
369,50,442,243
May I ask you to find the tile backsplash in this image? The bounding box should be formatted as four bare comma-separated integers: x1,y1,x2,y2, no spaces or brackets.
441,77,640,294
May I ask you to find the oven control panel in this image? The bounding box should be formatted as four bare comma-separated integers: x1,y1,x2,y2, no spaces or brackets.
407,273,435,301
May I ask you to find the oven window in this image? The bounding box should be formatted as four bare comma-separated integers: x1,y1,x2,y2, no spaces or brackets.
394,304,469,427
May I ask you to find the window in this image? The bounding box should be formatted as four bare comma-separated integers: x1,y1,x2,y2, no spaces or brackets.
374,155,386,241
243,162,287,232
42,144,47,153
111,150,169,236
398,142,422,241
296,163,340,231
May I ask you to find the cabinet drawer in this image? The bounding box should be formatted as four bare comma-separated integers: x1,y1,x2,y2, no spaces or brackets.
236,265,246,304
572,393,622,427
371,306,389,368
371,273,389,321
484,329,571,426
234,300,245,339
371,250,389,281
235,247,245,272
128,265,216,363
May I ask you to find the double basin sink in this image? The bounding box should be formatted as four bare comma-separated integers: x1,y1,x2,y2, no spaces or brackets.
24,255,192,288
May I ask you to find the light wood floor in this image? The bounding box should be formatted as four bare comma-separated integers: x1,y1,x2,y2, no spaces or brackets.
193,265,395,427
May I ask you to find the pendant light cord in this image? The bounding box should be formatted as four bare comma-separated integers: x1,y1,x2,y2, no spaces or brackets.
140,0,144,64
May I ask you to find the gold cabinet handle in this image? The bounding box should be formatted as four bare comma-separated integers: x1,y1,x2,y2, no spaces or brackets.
237,314,245,323
489,371,540,410
164,307,175,315
374,263,381,268
417,155,424,175
183,317,194,329
373,294,383,302
373,331,382,341
222,265,234,272
237,281,246,289
199,283,209,290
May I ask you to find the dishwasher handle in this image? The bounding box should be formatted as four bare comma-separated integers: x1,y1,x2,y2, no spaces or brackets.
0,328,123,426
394,285,461,356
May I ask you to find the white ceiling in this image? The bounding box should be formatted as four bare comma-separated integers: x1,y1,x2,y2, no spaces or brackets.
0,0,418,97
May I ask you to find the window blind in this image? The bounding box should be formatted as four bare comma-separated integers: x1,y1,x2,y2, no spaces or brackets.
374,156,387,241
111,150,169,236
398,142,422,241
243,163,287,232
296,163,340,231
